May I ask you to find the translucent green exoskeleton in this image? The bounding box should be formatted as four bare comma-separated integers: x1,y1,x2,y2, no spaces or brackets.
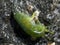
13,0,53,39
13,10,54,40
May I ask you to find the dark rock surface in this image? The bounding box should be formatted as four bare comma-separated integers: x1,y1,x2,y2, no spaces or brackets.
0,0,60,45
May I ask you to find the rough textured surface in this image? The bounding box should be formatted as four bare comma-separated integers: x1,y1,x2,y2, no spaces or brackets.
0,0,60,45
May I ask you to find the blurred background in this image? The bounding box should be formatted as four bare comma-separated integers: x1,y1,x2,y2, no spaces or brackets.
0,0,60,45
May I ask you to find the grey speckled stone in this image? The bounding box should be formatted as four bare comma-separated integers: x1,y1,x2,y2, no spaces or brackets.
0,0,60,45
